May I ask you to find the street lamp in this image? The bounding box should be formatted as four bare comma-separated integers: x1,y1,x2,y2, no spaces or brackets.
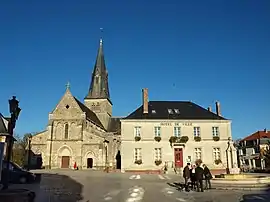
2,96,21,190
27,135,32,171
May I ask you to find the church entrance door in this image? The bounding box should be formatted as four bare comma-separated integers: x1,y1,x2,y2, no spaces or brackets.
87,158,93,168
61,156,70,168
116,150,121,169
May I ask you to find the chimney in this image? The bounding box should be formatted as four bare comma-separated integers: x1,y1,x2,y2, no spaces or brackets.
207,106,212,112
215,101,221,116
142,88,148,114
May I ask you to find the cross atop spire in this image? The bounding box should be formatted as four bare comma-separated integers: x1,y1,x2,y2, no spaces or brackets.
65,81,70,90
99,28,103,45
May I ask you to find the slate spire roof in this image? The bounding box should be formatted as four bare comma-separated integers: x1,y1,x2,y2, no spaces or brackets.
85,39,111,103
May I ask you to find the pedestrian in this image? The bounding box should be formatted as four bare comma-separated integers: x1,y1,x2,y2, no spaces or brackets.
183,163,191,191
202,164,212,189
74,162,77,170
190,164,196,190
195,163,204,192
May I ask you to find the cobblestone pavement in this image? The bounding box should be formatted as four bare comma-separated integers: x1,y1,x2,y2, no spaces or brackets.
14,170,270,202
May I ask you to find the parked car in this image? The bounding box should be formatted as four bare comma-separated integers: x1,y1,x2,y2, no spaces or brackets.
1,160,36,184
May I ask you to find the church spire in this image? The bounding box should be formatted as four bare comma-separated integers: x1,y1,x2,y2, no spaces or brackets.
85,37,111,102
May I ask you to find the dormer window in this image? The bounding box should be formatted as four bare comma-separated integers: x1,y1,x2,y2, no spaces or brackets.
168,109,173,114
151,109,156,114
174,109,179,114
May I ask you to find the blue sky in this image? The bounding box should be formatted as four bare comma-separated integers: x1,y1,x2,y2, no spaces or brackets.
0,0,269,139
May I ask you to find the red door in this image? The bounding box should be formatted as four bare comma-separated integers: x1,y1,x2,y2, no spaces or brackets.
61,156,70,168
174,148,183,168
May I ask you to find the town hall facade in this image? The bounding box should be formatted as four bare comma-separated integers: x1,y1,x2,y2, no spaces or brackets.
30,39,121,170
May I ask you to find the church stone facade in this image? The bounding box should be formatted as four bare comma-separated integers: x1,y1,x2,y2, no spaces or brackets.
30,39,121,170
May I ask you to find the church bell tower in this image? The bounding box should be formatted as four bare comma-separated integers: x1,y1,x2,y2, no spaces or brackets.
84,38,112,130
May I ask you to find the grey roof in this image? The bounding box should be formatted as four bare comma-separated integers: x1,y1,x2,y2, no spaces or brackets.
85,39,111,104
0,114,8,134
107,117,121,133
124,101,227,120
73,97,105,130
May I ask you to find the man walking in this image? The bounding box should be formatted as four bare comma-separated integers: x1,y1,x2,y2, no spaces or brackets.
195,163,204,192
203,164,212,189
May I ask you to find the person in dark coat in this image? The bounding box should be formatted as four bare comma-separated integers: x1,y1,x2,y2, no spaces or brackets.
203,164,212,189
195,164,204,192
190,164,196,190
183,163,191,189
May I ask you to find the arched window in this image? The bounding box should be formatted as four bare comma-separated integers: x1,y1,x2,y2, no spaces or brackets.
64,124,69,139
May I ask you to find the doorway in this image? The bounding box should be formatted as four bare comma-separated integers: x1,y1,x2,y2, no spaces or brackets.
174,148,183,168
116,150,121,169
61,156,70,168
87,158,93,168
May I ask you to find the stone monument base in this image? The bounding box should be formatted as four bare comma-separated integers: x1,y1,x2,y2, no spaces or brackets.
229,167,240,174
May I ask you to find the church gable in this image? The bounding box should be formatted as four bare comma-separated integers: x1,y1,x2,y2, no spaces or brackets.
52,89,84,120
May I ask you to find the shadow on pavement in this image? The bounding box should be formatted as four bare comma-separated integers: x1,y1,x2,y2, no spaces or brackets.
239,187,270,202
39,172,83,202
167,182,186,191
12,172,84,202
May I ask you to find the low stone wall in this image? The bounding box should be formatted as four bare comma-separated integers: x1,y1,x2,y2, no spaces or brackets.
124,170,162,174
213,177,270,184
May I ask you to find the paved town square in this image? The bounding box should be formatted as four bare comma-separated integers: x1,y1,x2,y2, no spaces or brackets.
15,170,268,202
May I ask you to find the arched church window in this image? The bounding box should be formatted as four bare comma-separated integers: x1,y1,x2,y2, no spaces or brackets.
64,124,69,139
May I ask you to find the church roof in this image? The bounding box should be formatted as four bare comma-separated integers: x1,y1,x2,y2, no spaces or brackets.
85,39,111,104
73,97,105,130
107,117,121,133
124,101,227,120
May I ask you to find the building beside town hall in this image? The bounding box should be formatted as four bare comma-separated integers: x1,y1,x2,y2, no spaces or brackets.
30,39,121,170
237,129,270,170
121,88,237,174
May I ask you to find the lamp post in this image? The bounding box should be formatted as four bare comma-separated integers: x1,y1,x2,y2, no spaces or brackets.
27,135,32,171
2,96,21,190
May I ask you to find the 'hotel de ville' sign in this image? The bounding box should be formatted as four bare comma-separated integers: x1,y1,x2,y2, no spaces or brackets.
160,122,192,126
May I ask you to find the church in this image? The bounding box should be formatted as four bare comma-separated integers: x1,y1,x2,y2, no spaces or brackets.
30,39,121,170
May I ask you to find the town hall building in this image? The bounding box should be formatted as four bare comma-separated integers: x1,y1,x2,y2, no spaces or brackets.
30,39,121,170
121,88,238,174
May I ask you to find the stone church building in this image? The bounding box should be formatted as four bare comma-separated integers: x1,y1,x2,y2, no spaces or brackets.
30,39,121,169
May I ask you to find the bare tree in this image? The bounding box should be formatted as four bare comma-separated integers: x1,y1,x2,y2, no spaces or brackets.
11,133,32,167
